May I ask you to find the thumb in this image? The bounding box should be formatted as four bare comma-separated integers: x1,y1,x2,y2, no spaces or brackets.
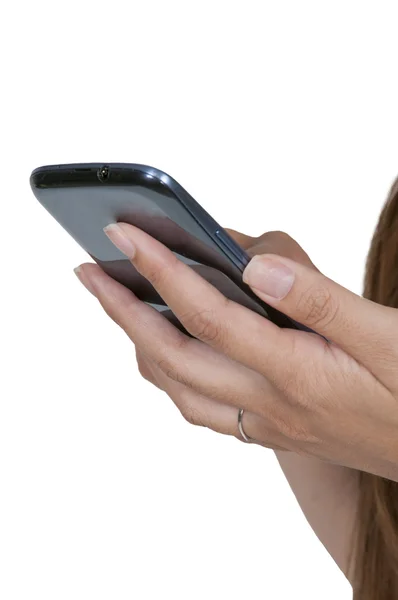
242,253,395,361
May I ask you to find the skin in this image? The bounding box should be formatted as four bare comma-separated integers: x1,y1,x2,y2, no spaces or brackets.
74,223,398,578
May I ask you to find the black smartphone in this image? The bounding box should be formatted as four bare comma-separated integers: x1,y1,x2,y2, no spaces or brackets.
30,163,310,333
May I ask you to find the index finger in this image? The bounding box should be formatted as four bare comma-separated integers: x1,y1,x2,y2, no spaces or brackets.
103,223,324,390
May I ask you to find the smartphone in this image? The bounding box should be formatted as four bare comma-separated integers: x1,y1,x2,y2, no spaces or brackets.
30,163,311,333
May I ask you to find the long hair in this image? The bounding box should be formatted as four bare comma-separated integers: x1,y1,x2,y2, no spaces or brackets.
353,176,398,598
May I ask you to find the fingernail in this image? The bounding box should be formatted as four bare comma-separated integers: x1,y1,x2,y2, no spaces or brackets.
243,256,295,299
74,266,97,296
104,223,136,258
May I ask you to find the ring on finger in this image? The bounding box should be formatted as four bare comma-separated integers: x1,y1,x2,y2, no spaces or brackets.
238,408,256,443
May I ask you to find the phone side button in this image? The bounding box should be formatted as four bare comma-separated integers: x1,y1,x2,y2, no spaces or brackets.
214,229,249,268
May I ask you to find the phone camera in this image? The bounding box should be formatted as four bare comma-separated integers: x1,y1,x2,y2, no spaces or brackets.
97,166,110,182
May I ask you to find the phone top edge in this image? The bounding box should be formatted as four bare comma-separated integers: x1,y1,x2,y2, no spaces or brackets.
30,163,173,181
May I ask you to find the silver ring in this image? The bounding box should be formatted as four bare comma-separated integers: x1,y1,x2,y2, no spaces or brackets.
238,408,255,443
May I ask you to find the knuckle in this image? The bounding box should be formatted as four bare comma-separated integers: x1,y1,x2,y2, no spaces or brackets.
97,293,120,322
277,353,332,416
278,364,319,412
277,373,297,400
174,332,192,353
268,230,292,242
100,294,137,331
279,371,318,413
103,302,127,330
298,285,339,330
142,255,177,288
272,335,312,409
137,357,153,383
182,307,225,346
180,404,206,427
272,413,320,445
279,380,312,411
156,356,192,388
143,264,168,288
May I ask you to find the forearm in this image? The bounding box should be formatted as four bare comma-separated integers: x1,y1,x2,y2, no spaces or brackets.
275,451,359,579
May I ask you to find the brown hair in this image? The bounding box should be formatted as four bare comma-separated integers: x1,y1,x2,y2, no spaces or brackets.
353,176,398,598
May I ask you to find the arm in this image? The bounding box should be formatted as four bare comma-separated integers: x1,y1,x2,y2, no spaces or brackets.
275,452,358,579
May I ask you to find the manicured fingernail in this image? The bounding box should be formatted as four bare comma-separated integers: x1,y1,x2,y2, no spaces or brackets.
74,266,97,296
243,256,295,299
103,223,136,258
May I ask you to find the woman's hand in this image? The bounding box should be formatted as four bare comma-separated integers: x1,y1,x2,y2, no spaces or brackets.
75,223,398,481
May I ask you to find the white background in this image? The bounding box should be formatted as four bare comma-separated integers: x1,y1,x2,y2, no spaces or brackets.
2,1,398,598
